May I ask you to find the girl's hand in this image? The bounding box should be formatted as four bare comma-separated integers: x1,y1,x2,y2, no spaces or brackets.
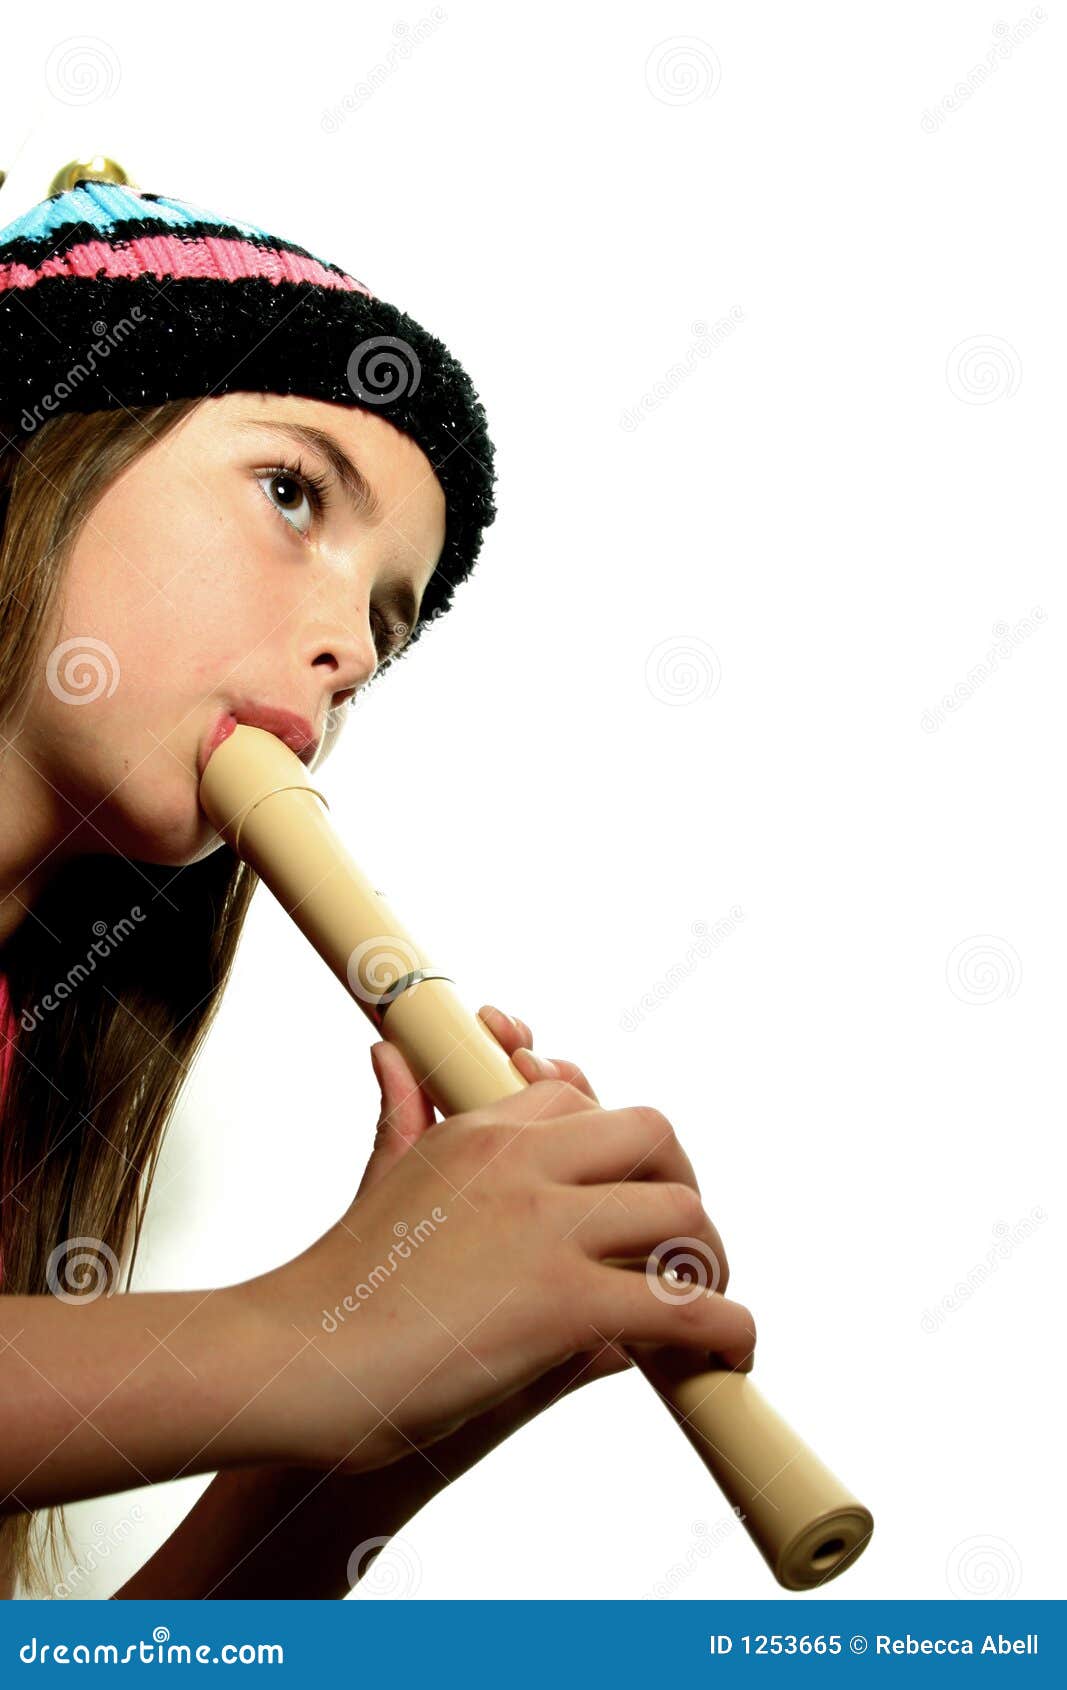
241,1007,754,1477
355,1004,599,1199
356,1007,629,1438
352,1006,740,1442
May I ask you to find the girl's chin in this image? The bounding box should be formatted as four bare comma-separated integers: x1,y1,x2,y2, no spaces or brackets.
90,791,226,869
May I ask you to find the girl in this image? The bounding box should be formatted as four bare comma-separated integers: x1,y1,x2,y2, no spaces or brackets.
0,168,755,1599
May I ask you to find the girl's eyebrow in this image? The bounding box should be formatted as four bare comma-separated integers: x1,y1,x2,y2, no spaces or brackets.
234,417,382,521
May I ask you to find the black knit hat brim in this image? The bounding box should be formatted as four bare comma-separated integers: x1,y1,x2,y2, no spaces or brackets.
1,269,496,647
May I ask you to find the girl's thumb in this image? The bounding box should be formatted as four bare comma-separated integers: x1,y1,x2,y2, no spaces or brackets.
357,1040,435,1195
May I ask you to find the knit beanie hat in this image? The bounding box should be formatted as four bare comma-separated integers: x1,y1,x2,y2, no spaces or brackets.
0,171,496,646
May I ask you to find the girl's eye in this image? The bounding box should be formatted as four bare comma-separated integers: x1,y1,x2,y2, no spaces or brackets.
370,607,403,663
255,459,331,538
253,459,407,665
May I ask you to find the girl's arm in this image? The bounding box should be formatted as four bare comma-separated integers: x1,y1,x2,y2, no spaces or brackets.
0,1285,285,1513
110,1017,622,1601
111,1347,622,1599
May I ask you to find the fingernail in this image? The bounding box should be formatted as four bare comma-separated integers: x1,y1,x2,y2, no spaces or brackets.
514,1046,558,1078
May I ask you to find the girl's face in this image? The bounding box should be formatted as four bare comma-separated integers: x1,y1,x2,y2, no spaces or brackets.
20,392,447,868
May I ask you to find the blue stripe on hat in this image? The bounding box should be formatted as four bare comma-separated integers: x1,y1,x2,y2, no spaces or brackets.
0,180,272,248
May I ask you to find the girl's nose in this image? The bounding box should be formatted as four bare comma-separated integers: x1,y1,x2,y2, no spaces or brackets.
304,619,378,706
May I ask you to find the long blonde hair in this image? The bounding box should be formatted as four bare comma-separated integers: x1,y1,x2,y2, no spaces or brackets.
0,401,261,1594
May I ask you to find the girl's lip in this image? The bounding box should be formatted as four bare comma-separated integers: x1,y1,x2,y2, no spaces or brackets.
197,702,319,782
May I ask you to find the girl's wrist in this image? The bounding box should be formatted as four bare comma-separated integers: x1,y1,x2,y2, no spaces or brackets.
222,1270,382,1474
219,1273,321,1468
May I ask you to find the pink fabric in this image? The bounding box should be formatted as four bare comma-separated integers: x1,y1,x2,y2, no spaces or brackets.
0,235,374,295
0,972,12,1105
0,973,11,1292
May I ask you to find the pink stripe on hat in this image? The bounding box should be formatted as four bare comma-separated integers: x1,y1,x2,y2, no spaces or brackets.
0,235,374,295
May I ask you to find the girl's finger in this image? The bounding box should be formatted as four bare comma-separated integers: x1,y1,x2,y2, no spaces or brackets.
543,1057,598,1102
377,1039,437,1141
479,1004,535,1050
356,1040,437,1196
477,1003,527,1055
478,1005,600,1102
563,1181,728,1289
594,1275,757,1373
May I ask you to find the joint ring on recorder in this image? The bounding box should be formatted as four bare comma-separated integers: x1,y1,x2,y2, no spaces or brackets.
369,970,456,1031
231,782,331,858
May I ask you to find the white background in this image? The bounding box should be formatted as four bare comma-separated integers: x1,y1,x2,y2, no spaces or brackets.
2,0,1062,1603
